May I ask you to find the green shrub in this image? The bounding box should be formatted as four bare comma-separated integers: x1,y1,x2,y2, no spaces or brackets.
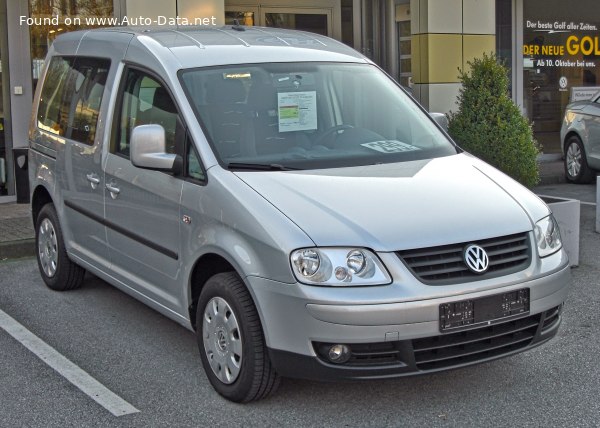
448,53,540,188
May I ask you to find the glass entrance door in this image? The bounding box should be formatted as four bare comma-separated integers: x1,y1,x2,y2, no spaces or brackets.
225,4,335,38
261,8,332,37
225,7,258,26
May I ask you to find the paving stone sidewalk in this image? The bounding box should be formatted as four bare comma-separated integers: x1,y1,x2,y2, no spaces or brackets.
0,203,34,260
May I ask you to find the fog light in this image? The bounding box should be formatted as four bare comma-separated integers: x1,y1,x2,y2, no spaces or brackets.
328,344,351,364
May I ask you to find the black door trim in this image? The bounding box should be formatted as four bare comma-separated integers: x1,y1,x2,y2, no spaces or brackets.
64,199,179,260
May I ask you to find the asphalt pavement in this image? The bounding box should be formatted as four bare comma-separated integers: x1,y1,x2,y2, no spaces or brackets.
0,182,599,427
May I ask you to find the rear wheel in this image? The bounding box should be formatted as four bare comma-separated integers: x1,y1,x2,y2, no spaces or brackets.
564,135,595,183
35,203,85,291
196,272,280,402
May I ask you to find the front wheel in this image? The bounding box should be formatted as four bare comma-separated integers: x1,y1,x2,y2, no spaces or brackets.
35,203,85,291
564,136,595,183
196,272,280,402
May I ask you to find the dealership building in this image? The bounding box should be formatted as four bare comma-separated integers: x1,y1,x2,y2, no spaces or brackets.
0,0,598,201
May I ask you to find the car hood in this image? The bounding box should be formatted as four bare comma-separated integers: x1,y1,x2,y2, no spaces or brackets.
234,154,545,251
565,99,595,111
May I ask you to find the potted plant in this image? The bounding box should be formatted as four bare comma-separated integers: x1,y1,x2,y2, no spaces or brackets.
448,53,540,187
448,54,579,266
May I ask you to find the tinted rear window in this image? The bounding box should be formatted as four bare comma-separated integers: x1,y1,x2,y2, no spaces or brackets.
37,56,110,145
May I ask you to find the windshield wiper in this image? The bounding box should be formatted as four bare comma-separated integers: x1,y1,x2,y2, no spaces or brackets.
227,162,300,171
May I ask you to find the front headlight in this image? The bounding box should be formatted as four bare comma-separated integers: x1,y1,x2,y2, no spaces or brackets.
290,247,391,286
534,214,562,257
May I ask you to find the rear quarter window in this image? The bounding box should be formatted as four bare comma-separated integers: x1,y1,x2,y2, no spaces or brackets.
37,56,110,145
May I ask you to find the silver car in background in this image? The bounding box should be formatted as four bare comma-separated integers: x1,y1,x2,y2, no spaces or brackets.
561,91,600,183
29,26,570,402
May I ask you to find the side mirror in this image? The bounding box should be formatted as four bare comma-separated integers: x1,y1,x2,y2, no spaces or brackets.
430,112,449,132
130,124,182,175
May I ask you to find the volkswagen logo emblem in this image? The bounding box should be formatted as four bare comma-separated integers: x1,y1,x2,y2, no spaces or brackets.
464,244,489,274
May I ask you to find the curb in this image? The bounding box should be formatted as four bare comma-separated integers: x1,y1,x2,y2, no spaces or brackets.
0,239,36,260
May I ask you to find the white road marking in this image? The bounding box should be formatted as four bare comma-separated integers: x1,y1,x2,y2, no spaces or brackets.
580,201,596,206
0,308,139,417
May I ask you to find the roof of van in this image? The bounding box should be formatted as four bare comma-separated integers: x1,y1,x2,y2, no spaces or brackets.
69,26,368,68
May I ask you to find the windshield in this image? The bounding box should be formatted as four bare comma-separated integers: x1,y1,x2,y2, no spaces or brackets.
180,62,457,170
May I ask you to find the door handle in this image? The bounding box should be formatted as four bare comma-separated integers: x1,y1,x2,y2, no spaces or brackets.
86,173,100,190
106,182,121,199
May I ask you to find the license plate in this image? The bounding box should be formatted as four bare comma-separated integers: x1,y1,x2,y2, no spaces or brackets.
439,288,530,332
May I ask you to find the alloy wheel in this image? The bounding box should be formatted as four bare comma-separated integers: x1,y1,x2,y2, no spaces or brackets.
566,142,582,178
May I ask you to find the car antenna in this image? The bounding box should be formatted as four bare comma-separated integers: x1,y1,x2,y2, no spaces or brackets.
232,19,245,31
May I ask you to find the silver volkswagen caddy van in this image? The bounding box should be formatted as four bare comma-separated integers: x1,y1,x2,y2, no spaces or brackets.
29,26,570,402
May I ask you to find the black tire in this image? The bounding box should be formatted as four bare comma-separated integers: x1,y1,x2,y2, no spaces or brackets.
564,135,595,184
35,203,85,291
196,272,280,402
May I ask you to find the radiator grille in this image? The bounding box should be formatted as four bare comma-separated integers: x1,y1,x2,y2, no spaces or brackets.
397,232,531,285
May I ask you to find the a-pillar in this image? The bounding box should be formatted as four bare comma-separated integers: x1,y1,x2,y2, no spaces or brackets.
410,0,496,114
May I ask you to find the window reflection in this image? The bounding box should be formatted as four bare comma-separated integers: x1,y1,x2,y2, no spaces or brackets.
37,57,110,145
522,0,600,153
264,13,328,36
29,0,114,90
225,11,255,26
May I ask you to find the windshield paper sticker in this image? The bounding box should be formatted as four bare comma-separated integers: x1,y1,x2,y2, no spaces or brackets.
278,91,317,133
361,140,421,153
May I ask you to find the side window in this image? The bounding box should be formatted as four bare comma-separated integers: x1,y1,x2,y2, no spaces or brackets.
37,57,71,135
114,69,179,157
37,56,110,145
186,142,205,182
68,59,110,145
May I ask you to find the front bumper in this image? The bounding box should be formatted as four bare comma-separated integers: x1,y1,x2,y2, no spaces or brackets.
248,255,570,380
268,304,562,380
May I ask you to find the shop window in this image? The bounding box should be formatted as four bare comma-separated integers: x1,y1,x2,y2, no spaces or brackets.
341,0,354,46
264,12,329,37
522,0,600,153
28,0,114,90
396,3,412,89
225,11,255,26
496,0,512,93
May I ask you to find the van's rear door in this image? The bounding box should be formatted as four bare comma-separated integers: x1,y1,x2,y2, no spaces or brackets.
50,32,132,267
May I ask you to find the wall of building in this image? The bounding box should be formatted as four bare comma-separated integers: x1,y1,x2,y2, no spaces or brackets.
6,0,32,150
1,0,502,199
0,0,12,198
411,0,496,113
